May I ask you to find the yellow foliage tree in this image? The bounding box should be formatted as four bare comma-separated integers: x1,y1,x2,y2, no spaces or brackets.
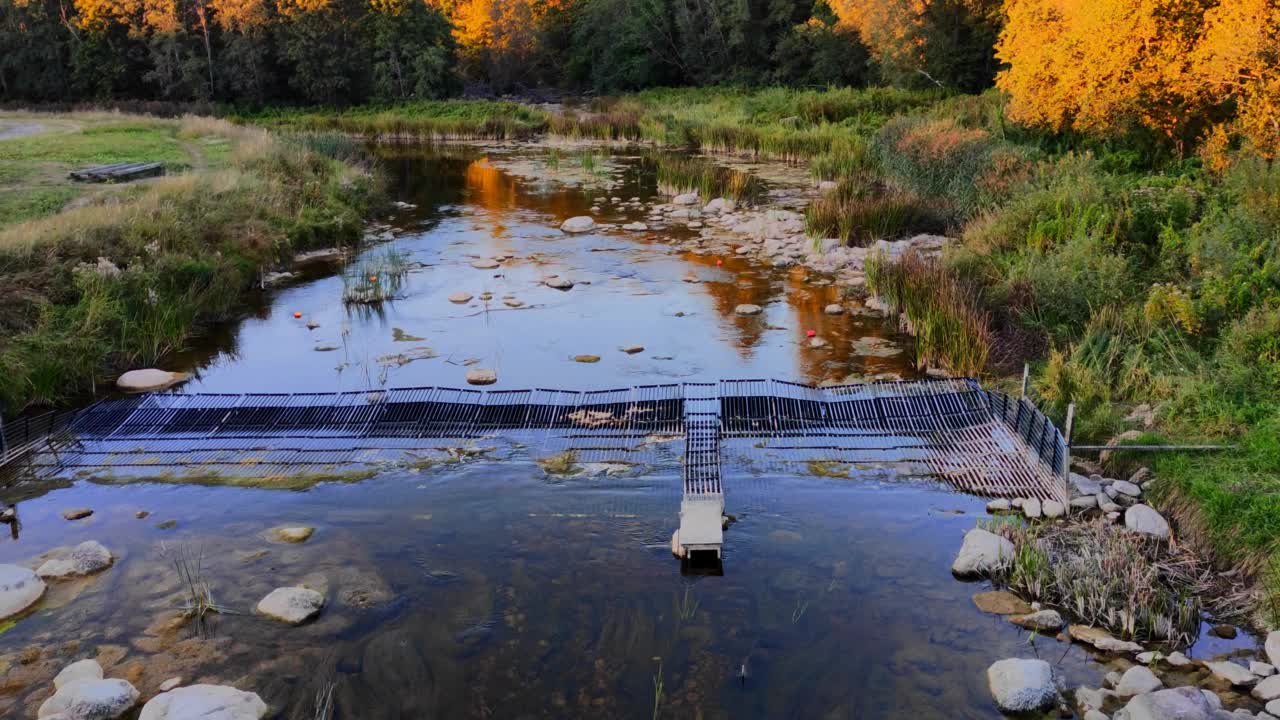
997,0,1280,160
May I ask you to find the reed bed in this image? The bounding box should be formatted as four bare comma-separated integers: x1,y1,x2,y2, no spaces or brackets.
646,153,766,204
990,519,1204,643
804,177,944,245
865,250,993,376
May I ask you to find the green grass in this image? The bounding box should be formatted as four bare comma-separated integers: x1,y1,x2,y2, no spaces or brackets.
246,100,548,140
0,120,193,167
646,152,766,204
0,186,83,225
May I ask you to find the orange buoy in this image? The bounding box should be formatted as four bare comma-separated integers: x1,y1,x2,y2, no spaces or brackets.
715,259,723,266
293,311,302,319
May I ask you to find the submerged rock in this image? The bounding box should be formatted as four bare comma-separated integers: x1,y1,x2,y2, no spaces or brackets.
116,369,189,393
823,303,844,315
1009,609,1066,632
620,345,644,354
734,304,762,316
38,677,139,719
256,586,324,625
63,508,94,521
951,528,1014,577
559,216,596,233
37,541,114,579
54,659,104,689
573,355,601,363
448,292,473,304
987,658,1059,713
139,685,267,720
0,563,46,620
270,526,314,544
972,590,1033,615
1111,686,1223,720
1069,625,1144,654
544,276,574,290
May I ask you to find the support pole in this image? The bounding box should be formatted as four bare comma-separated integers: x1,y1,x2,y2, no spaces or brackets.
1060,402,1075,484
1020,363,1030,399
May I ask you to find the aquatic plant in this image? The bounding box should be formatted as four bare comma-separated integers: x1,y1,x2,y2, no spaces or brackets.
989,519,1204,643
651,659,665,720
865,250,993,377
791,597,810,624
675,585,700,622
646,153,766,205
804,177,944,245
163,543,234,634
342,247,409,305
537,450,579,475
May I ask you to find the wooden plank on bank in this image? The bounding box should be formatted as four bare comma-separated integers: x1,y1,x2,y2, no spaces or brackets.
69,162,165,183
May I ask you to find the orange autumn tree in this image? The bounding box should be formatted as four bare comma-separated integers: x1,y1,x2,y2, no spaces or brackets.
428,0,569,88
997,0,1280,160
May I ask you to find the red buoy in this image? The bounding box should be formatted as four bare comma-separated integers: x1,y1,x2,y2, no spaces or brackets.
806,329,816,337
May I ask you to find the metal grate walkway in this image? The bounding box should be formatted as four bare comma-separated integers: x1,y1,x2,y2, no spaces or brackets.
2,378,1069,555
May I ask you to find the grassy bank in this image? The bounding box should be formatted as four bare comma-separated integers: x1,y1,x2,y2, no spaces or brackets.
0,113,376,414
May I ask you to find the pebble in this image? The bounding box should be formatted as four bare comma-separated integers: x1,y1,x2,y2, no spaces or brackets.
544,277,574,290
620,345,644,354
271,526,314,543
448,292,473,303
470,259,499,270
824,303,844,315
573,355,601,363
63,508,93,521
257,586,325,625
734,304,762,315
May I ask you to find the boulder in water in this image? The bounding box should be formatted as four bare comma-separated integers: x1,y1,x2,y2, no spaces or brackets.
139,685,267,720
256,586,324,625
37,677,138,719
986,658,1059,713
0,564,46,620
560,216,596,233
37,541,114,579
116,369,189,392
951,528,1014,577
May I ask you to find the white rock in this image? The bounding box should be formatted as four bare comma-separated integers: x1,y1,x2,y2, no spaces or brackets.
622,222,648,231
1268,700,1280,717
987,658,1059,713
559,216,596,233
1084,711,1108,720
1207,660,1258,687
1166,651,1193,667
1043,499,1066,518
951,528,1014,577
0,563,46,620
823,303,844,315
1268,630,1280,669
672,193,699,206
544,277,574,290
1112,686,1223,720
1071,496,1099,511
734,304,762,316
470,258,500,269
1023,498,1043,520
1256,675,1280,702
38,678,139,719
1112,480,1142,497
1124,505,1170,539
1252,662,1276,678
256,586,324,625
116,369,188,392
157,678,182,692
986,499,1011,513
54,660,104,690
1115,666,1163,697
1071,472,1104,496
139,685,267,720
37,541,114,579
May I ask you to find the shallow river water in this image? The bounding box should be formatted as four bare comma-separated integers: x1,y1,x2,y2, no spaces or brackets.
0,146,1258,718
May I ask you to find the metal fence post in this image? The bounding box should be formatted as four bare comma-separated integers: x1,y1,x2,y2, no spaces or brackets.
1020,363,1030,399
1061,402,1075,484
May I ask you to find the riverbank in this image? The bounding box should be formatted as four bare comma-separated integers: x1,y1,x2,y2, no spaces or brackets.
243,87,1280,629
0,113,378,414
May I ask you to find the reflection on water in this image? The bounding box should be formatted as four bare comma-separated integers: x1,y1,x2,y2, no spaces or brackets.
0,146,1154,718
1,465,1114,718
169,146,918,394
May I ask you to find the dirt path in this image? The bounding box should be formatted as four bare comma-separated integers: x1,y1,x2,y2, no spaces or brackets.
0,122,50,141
